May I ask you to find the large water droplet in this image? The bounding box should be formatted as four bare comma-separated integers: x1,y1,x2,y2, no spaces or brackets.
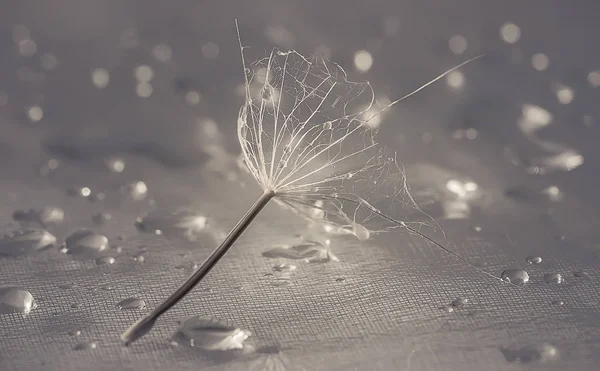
171,316,251,351
526,256,542,265
73,341,97,351
13,206,64,227
0,286,36,314
117,298,146,310
63,231,108,257
262,241,337,263
544,273,564,284
135,209,212,242
501,269,530,285
0,229,56,257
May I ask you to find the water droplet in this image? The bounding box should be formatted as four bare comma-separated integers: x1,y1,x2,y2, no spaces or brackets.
500,22,521,44
91,69,110,89
573,270,589,279
100,284,114,291
67,186,92,198
73,341,97,351
58,282,77,290
175,262,199,271
440,305,454,313
322,121,333,130
531,53,550,71
92,212,112,225
171,316,251,350
70,303,80,309
500,343,558,364
501,269,530,285
152,43,172,62
27,106,43,122
448,35,468,55
13,206,64,227
121,181,148,200
132,252,145,263
273,263,296,272
95,256,115,265
0,286,36,314
41,53,58,70
0,229,56,257
353,50,373,73
446,71,464,89
551,300,564,306
105,157,125,173
136,82,153,98
18,39,37,57
526,256,542,265
588,71,600,88
271,277,292,287
134,65,154,82
544,273,564,284
201,42,219,59
554,84,574,105
451,297,468,307
185,91,201,105
262,241,337,263
117,298,146,310
63,230,108,257
135,209,211,241
68,329,82,336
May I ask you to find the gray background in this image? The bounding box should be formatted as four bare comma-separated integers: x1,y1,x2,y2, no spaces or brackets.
1,0,599,370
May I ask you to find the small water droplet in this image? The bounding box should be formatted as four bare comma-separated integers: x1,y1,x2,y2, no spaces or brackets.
100,284,114,291
0,229,56,257
58,282,77,290
273,263,296,272
526,256,542,265
171,316,251,351
323,121,333,130
440,305,454,313
573,270,589,279
175,262,199,271
544,273,564,284
0,286,36,314
451,297,468,307
262,241,337,263
501,269,530,285
67,186,92,198
63,231,108,257
271,277,292,287
135,209,211,242
70,303,80,309
13,206,64,227
551,300,565,306
117,298,146,310
92,212,112,225
95,256,115,265
500,343,558,364
121,181,148,200
68,329,82,336
73,341,97,351
132,252,145,263
105,158,125,173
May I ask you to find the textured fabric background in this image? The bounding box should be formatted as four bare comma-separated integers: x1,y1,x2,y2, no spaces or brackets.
1,1,599,370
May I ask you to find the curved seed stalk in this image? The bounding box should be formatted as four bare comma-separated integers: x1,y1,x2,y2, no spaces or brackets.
121,21,507,346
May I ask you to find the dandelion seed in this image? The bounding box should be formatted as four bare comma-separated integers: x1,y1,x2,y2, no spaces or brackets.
121,21,508,346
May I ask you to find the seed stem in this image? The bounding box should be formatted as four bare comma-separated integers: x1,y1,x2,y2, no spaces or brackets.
121,189,275,346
